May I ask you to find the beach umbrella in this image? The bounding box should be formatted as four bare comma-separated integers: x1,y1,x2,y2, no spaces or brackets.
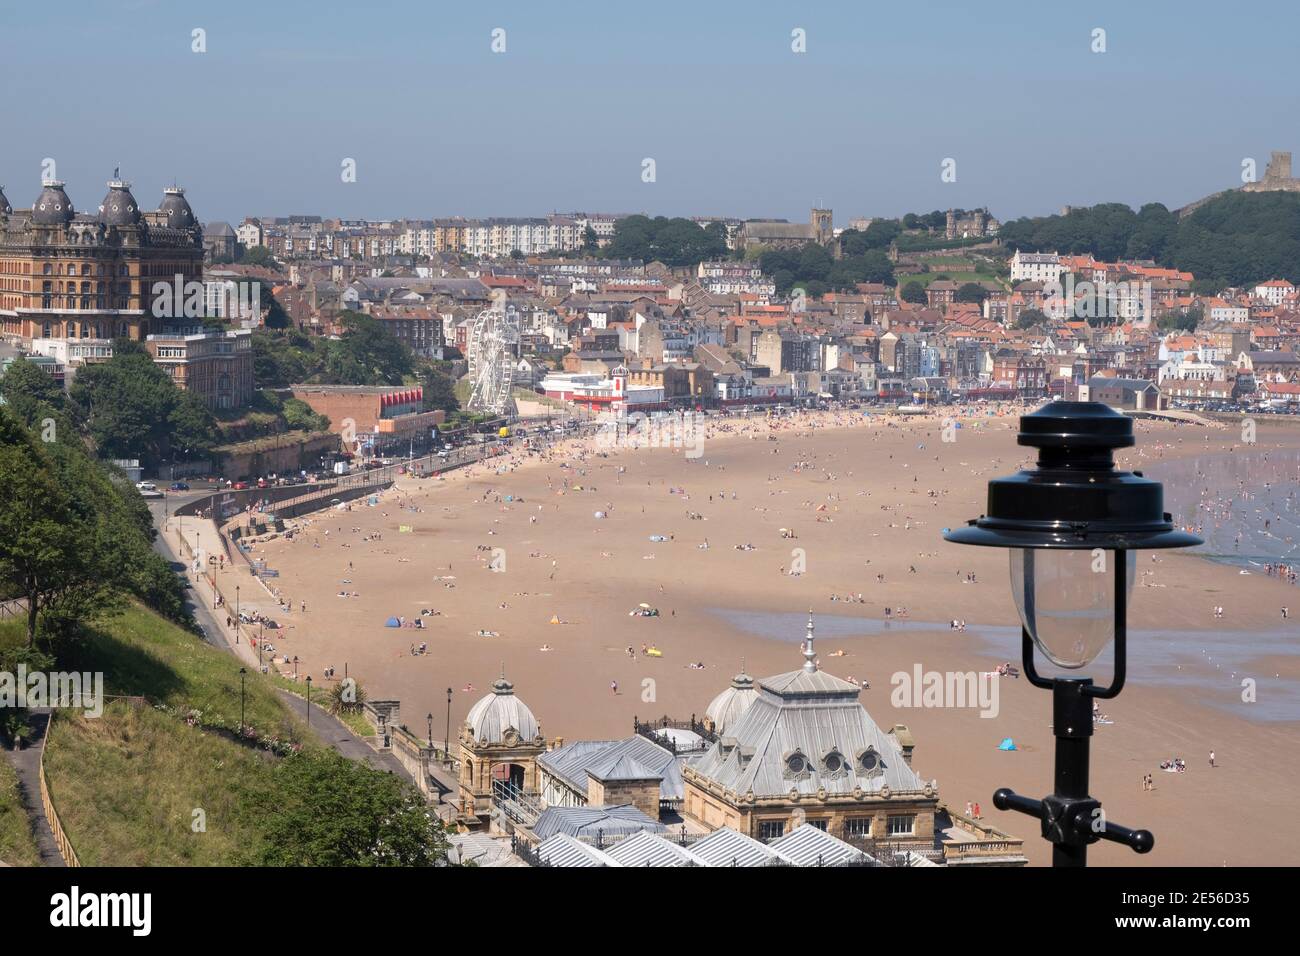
384,617,401,628
998,738,1017,751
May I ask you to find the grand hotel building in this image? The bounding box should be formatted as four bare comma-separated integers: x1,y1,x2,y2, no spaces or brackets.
0,176,204,343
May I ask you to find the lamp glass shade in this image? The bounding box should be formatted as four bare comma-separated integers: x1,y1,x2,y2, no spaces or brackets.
1010,548,1135,669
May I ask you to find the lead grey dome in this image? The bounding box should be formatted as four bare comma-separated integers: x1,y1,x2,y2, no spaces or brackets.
465,676,540,744
99,179,141,226
159,185,196,229
32,181,74,225
706,670,758,735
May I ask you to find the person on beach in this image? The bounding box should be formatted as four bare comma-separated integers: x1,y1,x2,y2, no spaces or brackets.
610,680,618,695
1209,750,1216,768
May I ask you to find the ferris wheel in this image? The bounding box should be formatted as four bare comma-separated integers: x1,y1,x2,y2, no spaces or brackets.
466,306,519,415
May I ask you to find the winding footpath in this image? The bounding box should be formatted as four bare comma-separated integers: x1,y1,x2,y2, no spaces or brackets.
1,710,67,866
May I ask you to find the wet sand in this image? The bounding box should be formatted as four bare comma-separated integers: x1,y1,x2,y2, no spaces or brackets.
242,408,1300,866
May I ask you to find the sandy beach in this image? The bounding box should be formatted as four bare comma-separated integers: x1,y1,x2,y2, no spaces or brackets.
236,408,1300,866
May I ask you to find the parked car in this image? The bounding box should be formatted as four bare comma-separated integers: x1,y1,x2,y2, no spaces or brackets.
169,481,190,492
232,481,249,490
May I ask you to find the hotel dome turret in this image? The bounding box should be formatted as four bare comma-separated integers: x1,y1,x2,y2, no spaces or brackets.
32,180,74,225
159,185,196,229
98,177,141,226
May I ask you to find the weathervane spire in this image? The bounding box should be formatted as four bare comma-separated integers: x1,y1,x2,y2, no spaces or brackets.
803,609,817,672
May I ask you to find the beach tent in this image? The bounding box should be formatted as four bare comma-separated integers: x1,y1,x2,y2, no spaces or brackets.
998,738,1017,751
550,615,562,624
385,616,401,628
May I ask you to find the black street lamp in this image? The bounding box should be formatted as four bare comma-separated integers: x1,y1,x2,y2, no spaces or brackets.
427,712,434,748
235,585,241,631
944,401,1201,867
305,675,312,726
445,687,453,758
239,667,246,729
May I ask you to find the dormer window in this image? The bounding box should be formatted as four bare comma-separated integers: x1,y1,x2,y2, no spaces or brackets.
782,749,811,780
822,749,848,778
856,747,883,778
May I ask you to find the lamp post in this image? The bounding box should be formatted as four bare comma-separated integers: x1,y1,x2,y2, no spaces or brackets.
239,667,246,729
293,655,299,680
235,584,240,631
427,712,434,748
305,675,312,726
944,401,1200,867
445,687,453,758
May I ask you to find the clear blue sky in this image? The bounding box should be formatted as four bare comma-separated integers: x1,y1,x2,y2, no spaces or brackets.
1,0,1295,225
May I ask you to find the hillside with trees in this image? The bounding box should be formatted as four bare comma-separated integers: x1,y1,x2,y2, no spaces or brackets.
998,191,1300,290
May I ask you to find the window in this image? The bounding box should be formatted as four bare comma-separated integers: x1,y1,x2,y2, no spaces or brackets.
887,814,915,837
844,817,873,839
808,819,828,832
758,820,785,841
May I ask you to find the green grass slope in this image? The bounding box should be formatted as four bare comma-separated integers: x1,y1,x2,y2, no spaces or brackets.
5,605,308,866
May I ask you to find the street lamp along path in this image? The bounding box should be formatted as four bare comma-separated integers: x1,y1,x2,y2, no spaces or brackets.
944,401,1202,867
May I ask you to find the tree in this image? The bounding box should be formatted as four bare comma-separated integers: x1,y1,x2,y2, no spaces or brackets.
260,290,291,330
168,391,219,458
955,282,989,305
0,357,64,427
1157,305,1203,333
327,679,367,717
238,246,280,270
252,751,453,866
0,432,84,644
901,281,927,304
604,215,727,267
68,345,217,469
1015,308,1048,330
281,398,329,432
419,367,459,415
323,312,414,386
581,225,599,253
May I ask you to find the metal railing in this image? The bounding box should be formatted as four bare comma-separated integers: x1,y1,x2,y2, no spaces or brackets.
491,778,543,827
